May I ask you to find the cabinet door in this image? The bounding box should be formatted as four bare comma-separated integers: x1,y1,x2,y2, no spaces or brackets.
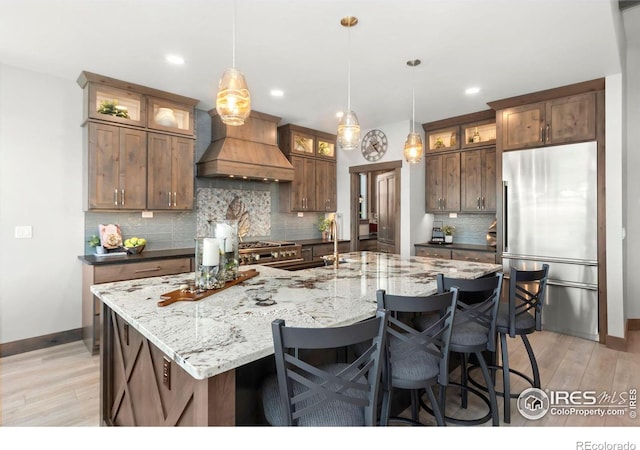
315,160,336,211
442,152,460,212
482,148,497,212
290,156,316,211
425,155,443,212
500,103,545,151
119,128,147,210
546,92,596,145
147,133,174,209
171,137,194,210
461,150,483,212
377,171,396,246
88,123,146,210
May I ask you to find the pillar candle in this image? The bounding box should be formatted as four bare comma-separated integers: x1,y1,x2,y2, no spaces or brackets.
215,224,234,252
202,238,220,266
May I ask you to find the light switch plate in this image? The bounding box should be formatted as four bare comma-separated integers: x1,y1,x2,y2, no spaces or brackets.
15,225,32,239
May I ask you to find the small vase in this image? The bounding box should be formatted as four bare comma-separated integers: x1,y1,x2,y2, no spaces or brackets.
322,231,328,240
445,235,453,243
154,107,177,127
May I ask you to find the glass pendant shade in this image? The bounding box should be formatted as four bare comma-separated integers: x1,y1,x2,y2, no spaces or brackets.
404,131,423,164
216,67,251,126
337,111,361,151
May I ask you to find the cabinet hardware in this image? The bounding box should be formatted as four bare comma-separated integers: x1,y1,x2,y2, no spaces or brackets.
482,197,485,209
163,357,171,390
168,192,172,208
114,189,119,207
134,267,161,273
121,189,125,206
123,323,129,346
546,124,550,143
477,197,481,210
173,192,177,207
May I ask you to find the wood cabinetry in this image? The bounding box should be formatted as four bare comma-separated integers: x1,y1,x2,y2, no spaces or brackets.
461,148,496,212
415,245,496,264
497,91,596,151
377,171,398,252
78,71,198,211
147,133,194,210
278,124,337,212
82,257,192,354
425,152,461,212
87,122,147,210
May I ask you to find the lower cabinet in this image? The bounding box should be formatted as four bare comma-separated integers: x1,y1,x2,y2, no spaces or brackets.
415,246,496,264
82,257,192,354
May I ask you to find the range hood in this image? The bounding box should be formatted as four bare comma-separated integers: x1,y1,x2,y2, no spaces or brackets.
197,110,294,182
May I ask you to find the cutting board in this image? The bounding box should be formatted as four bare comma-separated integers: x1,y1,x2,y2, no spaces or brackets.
157,269,259,307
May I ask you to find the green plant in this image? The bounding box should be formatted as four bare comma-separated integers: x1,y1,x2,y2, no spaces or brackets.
318,217,331,232
97,99,130,118
441,225,455,236
88,235,101,247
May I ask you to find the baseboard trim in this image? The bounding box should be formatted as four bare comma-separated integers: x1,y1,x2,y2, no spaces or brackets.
628,318,640,331
0,328,82,358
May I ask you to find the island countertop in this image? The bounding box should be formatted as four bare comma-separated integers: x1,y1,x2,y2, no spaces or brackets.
91,251,501,381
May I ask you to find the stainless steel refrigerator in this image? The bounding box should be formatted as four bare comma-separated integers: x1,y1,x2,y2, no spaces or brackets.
502,141,598,341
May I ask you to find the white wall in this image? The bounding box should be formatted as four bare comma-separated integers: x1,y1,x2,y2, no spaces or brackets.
0,64,84,344
335,119,430,258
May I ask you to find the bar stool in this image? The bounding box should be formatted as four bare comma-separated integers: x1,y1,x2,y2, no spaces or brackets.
468,264,549,423
414,272,503,426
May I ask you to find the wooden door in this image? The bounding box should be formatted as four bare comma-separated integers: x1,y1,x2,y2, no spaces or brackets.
461,150,483,212
147,133,173,209
546,92,596,145
171,137,194,210
120,128,147,210
88,122,120,209
482,148,497,211
425,155,443,212
376,171,396,247
442,152,460,212
500,102,545,151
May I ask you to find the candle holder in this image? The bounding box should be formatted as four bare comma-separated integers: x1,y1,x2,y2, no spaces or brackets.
194,237,225,290
212,220,239,282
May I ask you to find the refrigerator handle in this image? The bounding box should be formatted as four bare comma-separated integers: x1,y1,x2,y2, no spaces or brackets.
502,181,508,253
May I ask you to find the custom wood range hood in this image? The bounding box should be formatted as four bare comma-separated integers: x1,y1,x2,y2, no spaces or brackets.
197,109,294,182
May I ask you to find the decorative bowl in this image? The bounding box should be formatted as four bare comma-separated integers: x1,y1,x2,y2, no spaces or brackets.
125,245,145,255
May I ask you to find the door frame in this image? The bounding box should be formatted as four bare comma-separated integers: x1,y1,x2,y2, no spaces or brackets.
349,160,402,253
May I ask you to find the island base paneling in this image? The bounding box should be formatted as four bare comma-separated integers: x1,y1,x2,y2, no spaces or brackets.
101,305,235,426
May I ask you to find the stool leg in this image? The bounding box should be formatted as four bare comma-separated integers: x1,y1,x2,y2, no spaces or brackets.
475,351,499,426
460,353,468,408
500,332,511,424
426,385,445,426
380,385,391,426
411,389,420,421
522,335,540,388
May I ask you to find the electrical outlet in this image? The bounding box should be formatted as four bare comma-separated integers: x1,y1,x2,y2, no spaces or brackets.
449,213,458,218
15,225,32,239
141,211,153,218
297,212,304,217
163,357,171,390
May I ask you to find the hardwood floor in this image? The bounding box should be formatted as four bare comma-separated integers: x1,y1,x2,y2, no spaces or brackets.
0,330,638,427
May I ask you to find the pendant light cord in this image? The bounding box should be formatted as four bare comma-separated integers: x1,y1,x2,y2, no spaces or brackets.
232,0,237,68
411,64,416,133
347,23,351,111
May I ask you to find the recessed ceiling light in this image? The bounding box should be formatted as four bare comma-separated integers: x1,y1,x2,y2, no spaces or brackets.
465,87,480,95
270,89,284,97
166,54,185,65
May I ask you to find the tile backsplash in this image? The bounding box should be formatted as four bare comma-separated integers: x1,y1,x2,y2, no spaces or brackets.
432,213,496,245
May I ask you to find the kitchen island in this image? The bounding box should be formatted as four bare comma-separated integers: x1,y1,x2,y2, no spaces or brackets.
92,251,501,426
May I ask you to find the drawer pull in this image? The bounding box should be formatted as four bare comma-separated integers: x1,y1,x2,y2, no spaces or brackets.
134,267,162,273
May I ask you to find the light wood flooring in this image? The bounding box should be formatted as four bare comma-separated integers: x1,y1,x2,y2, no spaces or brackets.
1,330,638,427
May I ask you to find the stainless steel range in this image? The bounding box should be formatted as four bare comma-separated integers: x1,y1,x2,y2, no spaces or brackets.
238,241,303,267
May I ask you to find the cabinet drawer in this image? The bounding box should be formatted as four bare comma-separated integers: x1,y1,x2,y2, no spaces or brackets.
94,258,191,283
312,242,350,257
451,250,496,264
415,247,451,259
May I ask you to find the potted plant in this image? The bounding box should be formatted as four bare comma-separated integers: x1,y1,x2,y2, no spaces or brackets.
88,234,105,254
318,217,331,240
441,225,455,243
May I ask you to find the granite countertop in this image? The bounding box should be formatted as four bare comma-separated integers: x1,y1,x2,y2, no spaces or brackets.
90,251,501,380
79,248,195,266
414,242,497,253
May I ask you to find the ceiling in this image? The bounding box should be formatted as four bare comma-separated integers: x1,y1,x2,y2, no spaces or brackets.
0,0,631,134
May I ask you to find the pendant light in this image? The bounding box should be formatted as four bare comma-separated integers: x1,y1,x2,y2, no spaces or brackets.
404,59,424,164
337,16,360,151
216,0,251,126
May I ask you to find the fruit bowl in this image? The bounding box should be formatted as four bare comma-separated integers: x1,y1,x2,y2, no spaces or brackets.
124,245,145,255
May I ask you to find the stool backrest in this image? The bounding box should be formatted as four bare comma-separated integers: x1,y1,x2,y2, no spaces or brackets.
376,288,458,386
436,272,504,352
271,309,388,426
508,264,550,336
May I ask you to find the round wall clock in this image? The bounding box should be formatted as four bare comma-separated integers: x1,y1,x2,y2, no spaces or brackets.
361,129,388,162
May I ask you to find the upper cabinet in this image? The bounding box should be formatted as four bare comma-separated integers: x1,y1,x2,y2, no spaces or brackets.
78,71,199,211
492,90,597,152
278,124,337,212
426,126,460,153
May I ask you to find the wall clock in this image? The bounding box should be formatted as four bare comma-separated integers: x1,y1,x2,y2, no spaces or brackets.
361,129,388,162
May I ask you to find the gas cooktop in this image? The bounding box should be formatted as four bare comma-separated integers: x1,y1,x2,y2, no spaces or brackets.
238,241,295,250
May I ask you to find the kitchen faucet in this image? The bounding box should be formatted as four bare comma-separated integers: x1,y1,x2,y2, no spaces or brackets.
330,219,339,268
